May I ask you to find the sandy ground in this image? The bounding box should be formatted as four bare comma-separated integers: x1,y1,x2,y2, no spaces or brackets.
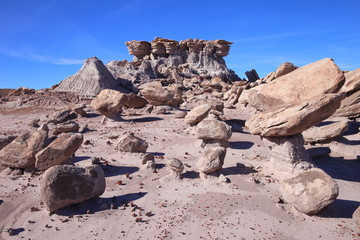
0,105,359,240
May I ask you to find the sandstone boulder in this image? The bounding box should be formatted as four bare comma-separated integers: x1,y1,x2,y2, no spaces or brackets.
35,133,83,171
196,117,232,141
274,62,298,78
246,94,344,137
115,133,148,153
280,168,339,215
353,206,360,225
333,90,360,118
303,121,348,144
197,147,226,174
125,93,148,108
0,130,48,168
248,58,345,111
184,104,211,125
90,89,128,119
52,121,80,135
341,68,360,94
48,109,71,124
140,82,183,106
40,164,106,212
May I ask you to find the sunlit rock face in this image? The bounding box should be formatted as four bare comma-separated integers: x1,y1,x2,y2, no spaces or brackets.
108,38,240,83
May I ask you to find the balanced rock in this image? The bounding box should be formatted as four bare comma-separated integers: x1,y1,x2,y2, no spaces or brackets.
139,82,183,106
115,133,148,153
353,206,360,225
35,133,83,171
341,68,360,94
184,104,211,125
54,57,125,97
248,58,345,111
0,130,48,168
274,62,298,78
90,89,128,119
303,121,348,144
246,94,344,137
196,116,232,141
197,147,226,174
40,164,106,212
280,168,339,215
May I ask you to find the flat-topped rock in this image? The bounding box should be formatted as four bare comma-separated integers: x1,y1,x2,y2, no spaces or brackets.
246,93,344,137
248,58,345,111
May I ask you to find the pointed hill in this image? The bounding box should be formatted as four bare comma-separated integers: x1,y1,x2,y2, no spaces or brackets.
54,57,126,97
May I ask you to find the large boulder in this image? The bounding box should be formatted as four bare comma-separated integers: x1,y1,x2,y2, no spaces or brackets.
280,168,339,215
274,62,298,78
0,130,48,168
184,104,211,125
90,89,128,118
40,164,106,212
195,117,232,141
197,147,226,174
140,82,183,106
341,68,360,94
302,121,348,144
47,109,71,124
35,133,83,171
248,58,345,111
115,133,148,153
52,121,80,135
246,93,344,137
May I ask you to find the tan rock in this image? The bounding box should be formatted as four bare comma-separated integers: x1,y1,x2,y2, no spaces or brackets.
353,206,360,225
196,117,232,141
140,82,183,106
274,62,298,78
303,121,348,144
280,168,339,215
115,133,148,153
0,130,48,168
246,94,344,137
197,147,226,174
35,133,83,171
333,90,360,118
125,40,152,58
341,68,360,93
184,104,211,125
90,89,128,118
40,164,106,212
52,121,80,135
248,58,345,111
48,109,71,124
125,93,148,108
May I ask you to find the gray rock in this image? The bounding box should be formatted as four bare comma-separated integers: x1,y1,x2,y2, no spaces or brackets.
167,158,184,173
35,133,83,171
303,121,348,144
280,168,339,215
48,109,71,124
40,164,106,212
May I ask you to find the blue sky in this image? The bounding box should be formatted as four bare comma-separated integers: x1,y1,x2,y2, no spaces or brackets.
0,0,359,89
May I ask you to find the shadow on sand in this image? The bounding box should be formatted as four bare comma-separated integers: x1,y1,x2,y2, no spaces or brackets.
229,141,254,150
55,192,148,216
222,163,257,176
319,199,360,218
